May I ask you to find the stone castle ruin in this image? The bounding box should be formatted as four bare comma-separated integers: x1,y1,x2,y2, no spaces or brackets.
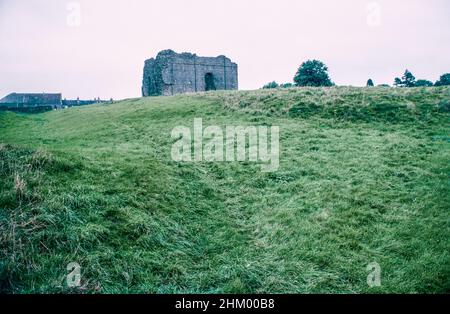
142,50,238,96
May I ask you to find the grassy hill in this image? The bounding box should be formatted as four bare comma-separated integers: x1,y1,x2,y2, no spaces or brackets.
1,86,449,293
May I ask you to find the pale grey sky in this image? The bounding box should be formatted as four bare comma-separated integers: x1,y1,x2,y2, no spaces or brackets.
1,0,449,99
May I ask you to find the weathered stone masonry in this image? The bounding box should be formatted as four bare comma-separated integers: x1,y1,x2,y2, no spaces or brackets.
142,50,238,96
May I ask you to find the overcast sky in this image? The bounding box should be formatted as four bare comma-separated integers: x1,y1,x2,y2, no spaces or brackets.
1,0,449,99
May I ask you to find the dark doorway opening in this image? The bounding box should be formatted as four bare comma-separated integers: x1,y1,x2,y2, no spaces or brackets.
204,73,216,91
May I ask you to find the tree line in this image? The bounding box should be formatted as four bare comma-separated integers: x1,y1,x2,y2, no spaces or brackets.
263,60,450,89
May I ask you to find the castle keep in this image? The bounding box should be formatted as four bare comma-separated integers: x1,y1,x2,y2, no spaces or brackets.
142,50,238,96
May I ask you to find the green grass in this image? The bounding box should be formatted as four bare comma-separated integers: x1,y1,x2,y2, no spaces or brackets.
1,86,449,293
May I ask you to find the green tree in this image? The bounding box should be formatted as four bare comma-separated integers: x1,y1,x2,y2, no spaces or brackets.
394,70,416,87
366,79,374,87
262,81,279,89
435,73,450,86
294,60,333,87
415,79,433,87
280,83,294,88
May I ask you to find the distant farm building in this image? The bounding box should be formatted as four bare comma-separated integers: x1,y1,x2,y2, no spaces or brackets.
0,93,105,112
0,93,62,111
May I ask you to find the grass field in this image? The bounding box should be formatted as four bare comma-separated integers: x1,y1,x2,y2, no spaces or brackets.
1,86,449,293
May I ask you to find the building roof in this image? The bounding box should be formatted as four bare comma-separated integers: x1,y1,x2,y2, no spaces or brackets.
0,93,62,105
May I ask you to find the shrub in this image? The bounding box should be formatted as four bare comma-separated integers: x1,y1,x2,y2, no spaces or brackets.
415,79,433,87
435,73,450,86
262,81,279,89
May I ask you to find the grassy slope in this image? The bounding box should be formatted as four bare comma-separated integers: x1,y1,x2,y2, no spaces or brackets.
0,86,449,293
